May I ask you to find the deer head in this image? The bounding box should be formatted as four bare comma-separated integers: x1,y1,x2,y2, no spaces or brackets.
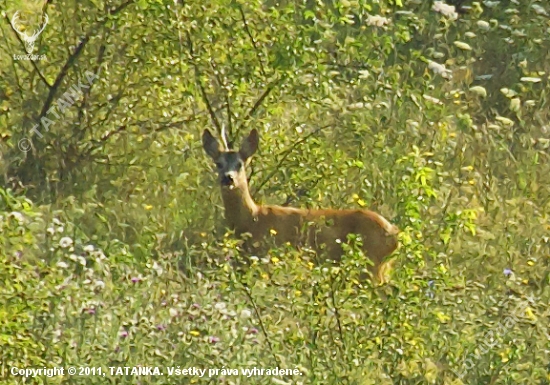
202,129,259,191
10,11,49,54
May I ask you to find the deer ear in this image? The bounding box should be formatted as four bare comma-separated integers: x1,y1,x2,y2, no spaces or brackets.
202,129,221,160
239,129,259,161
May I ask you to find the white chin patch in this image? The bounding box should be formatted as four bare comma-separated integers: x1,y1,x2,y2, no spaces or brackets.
229,185,235,190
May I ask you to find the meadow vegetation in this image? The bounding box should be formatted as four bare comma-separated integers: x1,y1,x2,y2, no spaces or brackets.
1,0,549,383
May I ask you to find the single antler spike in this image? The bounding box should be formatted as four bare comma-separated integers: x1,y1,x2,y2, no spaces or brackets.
32,14,48,38
10,12,23,35
220,124,230,150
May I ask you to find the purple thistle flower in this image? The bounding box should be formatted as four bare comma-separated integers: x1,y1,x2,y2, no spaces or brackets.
208,336,220,344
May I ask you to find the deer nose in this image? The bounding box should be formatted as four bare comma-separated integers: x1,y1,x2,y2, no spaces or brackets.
221,174,234,186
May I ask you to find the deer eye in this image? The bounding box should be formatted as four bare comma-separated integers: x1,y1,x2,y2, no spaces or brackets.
215,162,223,169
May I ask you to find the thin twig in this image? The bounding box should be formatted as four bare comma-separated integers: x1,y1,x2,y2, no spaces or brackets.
237,78,282,135
241,283,280,366
237,4,266,77
0,28,25,100
36,0,135,124
185,30,221,134
83,115,202,158
253,123,333,195
330,275,346,352
75,42,106,141
90,86,126,132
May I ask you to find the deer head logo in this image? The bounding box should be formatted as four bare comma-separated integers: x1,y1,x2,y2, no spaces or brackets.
10,11,49,54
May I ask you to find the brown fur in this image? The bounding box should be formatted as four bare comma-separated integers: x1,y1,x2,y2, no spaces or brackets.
203,128,399,283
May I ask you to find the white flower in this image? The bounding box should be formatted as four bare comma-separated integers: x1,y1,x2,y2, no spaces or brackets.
55,276,72,291
52,329,62,342
428,60,452,79
83,244,94,253
91,250,106,260
94,280,105,290
366,15,390,27
9,212,24,223
532,4,547,16
47,227,55,235
214,302,227,311
423,94,443,105
59,237,73,248
169,308,178,317
432,2,458,20
240,309,252,319
477,20,490,31
150,261,163,276
56,261,69,269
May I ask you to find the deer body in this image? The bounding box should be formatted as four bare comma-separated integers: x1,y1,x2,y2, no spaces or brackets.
203,129,399,282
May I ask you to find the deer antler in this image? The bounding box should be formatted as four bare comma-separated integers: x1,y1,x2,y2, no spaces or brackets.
10,12,21,30
10,11,49,53
32,14,49,38
220,124,230,150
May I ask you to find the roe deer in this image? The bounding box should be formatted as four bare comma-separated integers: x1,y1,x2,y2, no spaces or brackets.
202,128,399,283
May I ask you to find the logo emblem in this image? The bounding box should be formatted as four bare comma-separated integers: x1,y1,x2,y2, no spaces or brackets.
10,11,48,54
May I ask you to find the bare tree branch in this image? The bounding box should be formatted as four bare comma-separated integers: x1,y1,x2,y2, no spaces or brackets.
83,114,205,159
75,42,106,142
237,4,266,78
36,0,135,124
237,77,284,136
253,123,333,196
185,30,222,135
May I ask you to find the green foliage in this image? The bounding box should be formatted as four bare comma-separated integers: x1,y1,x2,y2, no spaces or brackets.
1,0,550,383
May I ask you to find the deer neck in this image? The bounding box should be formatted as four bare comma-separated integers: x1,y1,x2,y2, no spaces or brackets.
220,183,259,233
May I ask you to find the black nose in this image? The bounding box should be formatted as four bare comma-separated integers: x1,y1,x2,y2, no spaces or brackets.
221,174,233,186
